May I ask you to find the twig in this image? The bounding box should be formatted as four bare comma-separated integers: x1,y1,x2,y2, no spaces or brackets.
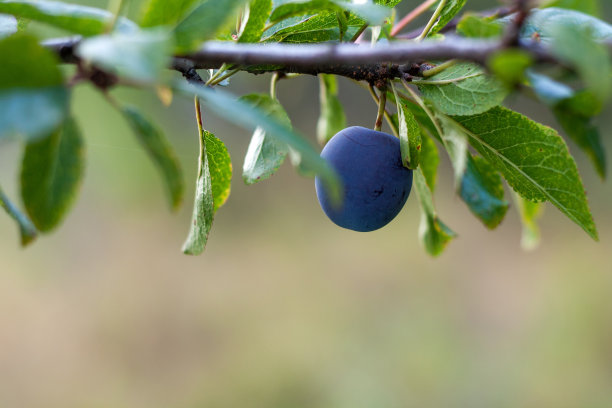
391,0,438,37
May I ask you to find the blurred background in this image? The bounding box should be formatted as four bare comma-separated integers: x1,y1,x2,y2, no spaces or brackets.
2,1,612,407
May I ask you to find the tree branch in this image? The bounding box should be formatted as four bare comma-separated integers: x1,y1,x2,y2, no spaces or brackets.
44,36,612,87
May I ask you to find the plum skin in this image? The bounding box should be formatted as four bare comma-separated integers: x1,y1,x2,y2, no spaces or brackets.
315,126,413,232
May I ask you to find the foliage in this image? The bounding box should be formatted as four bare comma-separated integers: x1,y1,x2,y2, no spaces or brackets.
0,0,610,257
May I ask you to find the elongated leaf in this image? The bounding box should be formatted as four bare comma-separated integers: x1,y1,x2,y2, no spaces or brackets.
0,0,137,36
182,128,214,255
77,29,172,83
182,127,232,255
513,192,544,251
394,91,421,169
141,0,200,27
0,186,37,246
206,130,232,213
417,63,507,116
0,35,68,141
419,132,439,191
414,167,456,257
429,0,467,36
0,14,17,38
240,94,290,184
452,106,598,240
460,154,509,229
270,0,390,26
121,105,184,210
528,72,606,179
239,0,272,42
174,81,342,203
20,117,84,232
174,0,249,51
317,74,346,146
435,113,467,186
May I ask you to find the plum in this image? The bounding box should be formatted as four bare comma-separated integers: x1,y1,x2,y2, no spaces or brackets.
315,126,413,232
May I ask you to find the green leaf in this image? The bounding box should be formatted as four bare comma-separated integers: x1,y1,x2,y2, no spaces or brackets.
0,0,137,36
141,0,200,27
392,84,421,169
20,117,84,233
182,126,232,255
460,154,509,229
240,94,290,184
374,0,402,6
414,167,456,257
174,81,342,204
317,74,346,146
456,13,502,38
0,185,37,246
120,105,185,210
239,0,273,42
428,0,467,36
452,106,598,240
542,0,600,17
206,130,232,213
76,29,172,83
174,0,249,51
513,192,544,251
528,72,606,179
419,132,439,191
0,14,17,38
487,49,533,86
264,11,363,42
0,35,68,142
270,0,390,26
417,63,507,116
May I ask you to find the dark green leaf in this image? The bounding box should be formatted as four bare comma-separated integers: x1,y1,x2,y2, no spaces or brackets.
429,0,467,36
270,0,390,26
0,185,37,246
0,14,17,38
264,11,363,42
374,0,403,6
513,192,544,251
175,81,342,204
121,105,184,210
417,63,507,116
0,0,137,36
456,13,502,38
419,132,439,191
317,74,346,145
240,94,290,184
20,117,84,232
452,106,598,240
206,130,232,212
414,167,456,257
460,154,509,229
174,0,249,51
141,0,200,27
0,35,68,141
239,0,272,42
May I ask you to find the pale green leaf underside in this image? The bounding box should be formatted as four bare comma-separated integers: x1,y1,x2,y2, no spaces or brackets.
418,63,507,116
513,191,544,251
317,74,346,146
0,14,17,38
20,117,84,232
240,94,290,184
453,106,597,240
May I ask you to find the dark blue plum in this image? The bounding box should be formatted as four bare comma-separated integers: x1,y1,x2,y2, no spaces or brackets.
315,126,413,232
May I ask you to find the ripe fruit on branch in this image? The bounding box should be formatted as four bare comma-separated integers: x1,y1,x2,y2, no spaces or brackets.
315,126,413,232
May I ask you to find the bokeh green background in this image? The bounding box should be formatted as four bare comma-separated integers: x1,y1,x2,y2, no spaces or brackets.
2,1,612,407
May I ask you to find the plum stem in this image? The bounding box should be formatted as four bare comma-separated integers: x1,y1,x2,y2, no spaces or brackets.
374,86,387,132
